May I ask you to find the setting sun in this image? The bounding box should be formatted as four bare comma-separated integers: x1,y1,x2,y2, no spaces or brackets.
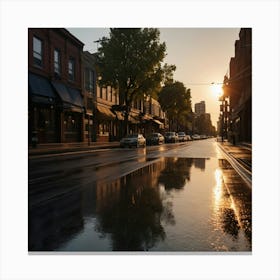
211,83,223,98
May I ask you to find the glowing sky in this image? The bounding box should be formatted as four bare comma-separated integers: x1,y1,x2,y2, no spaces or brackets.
68,28,240,127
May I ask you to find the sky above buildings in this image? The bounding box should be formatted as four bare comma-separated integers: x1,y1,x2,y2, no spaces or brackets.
68,28,240,127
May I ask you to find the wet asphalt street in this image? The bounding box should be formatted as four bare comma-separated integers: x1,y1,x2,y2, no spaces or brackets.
28,138,251,252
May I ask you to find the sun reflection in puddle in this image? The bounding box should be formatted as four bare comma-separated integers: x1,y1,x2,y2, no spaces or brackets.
214,168,223,207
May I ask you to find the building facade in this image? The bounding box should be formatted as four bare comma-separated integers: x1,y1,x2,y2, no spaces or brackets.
28,28,84,144
29,28,168,145
223,28,252,143
194,101,206,116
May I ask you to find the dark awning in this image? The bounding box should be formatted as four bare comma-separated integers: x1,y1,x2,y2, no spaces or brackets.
28,73,56,104
68,87,84,108
52,81,84,112
51,81,73,104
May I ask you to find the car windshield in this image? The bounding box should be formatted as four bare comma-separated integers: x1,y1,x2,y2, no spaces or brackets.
178,132,185,135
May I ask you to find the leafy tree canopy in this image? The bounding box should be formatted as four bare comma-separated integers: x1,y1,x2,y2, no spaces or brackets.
96,28,175,106
158,81,192,117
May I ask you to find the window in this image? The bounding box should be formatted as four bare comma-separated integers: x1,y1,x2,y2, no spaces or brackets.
68,58,75,81
107,86,111,102
97,85,101,98
89,70,94,92
84,68,94,92
33,36,43,67
102,87,107,99
54,49,61,75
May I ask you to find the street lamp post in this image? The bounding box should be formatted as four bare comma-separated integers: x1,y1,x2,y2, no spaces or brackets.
219,94,229,142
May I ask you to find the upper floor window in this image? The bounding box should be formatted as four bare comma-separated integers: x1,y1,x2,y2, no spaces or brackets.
68,58,75,81
89,70,94,91
97,85,101,98
107,86,112,102
84,68,94,92
54,49,61,75
102,87,107,99
33,36,43,67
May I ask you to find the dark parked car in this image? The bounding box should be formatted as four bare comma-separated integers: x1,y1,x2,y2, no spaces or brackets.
146,133,165,145
120,134,146,148
164,132,179,143
178,132,187,142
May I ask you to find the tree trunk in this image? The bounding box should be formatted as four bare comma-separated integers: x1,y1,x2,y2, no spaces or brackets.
124,111,129,136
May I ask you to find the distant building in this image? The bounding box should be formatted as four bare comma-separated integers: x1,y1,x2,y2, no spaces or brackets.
204,113,211,121
194,101,206,115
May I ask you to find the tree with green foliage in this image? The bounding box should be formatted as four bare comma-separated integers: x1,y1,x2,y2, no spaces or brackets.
158,81,192,132
96,28,175,135
193,113,216,136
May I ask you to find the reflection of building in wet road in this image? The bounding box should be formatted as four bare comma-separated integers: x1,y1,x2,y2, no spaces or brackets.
29,188,84,251
193,158,207,171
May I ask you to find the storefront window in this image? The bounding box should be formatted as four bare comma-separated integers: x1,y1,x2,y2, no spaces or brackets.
64,113,80,131
38,108,54,130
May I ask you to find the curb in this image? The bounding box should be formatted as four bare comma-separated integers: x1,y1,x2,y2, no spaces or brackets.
28,143,120,157
217,143,252,189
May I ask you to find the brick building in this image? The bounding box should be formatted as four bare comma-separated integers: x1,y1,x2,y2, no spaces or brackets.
29,28,167,145
28,28,84,144
223,28,252,143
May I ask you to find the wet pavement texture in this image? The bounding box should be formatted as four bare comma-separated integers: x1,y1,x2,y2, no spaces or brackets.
29,140,251,252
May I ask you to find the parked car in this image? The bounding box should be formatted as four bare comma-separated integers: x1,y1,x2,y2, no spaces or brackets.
178,132,187,142
120,134,146,148
164,132,179,143
192,134,200,140
146,133,165,145
186,134,192,141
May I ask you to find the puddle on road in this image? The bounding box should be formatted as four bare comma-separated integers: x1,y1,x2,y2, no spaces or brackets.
29,157,251,252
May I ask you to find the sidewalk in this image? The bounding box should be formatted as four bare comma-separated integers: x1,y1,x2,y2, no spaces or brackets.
217,140,252,188
28,141,120,156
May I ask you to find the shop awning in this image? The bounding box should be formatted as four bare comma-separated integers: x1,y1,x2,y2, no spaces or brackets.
52,81,84,112
97,105,115,120
129,112,140,124
28,73,56,104
68,87,84,108
152,119,163,125
114,111,124,120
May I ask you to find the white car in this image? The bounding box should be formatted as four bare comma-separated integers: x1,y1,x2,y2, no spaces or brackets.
120,134,146,148
192,134,200,140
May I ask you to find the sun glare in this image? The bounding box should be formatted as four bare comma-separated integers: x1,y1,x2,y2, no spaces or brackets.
211,84,223,98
